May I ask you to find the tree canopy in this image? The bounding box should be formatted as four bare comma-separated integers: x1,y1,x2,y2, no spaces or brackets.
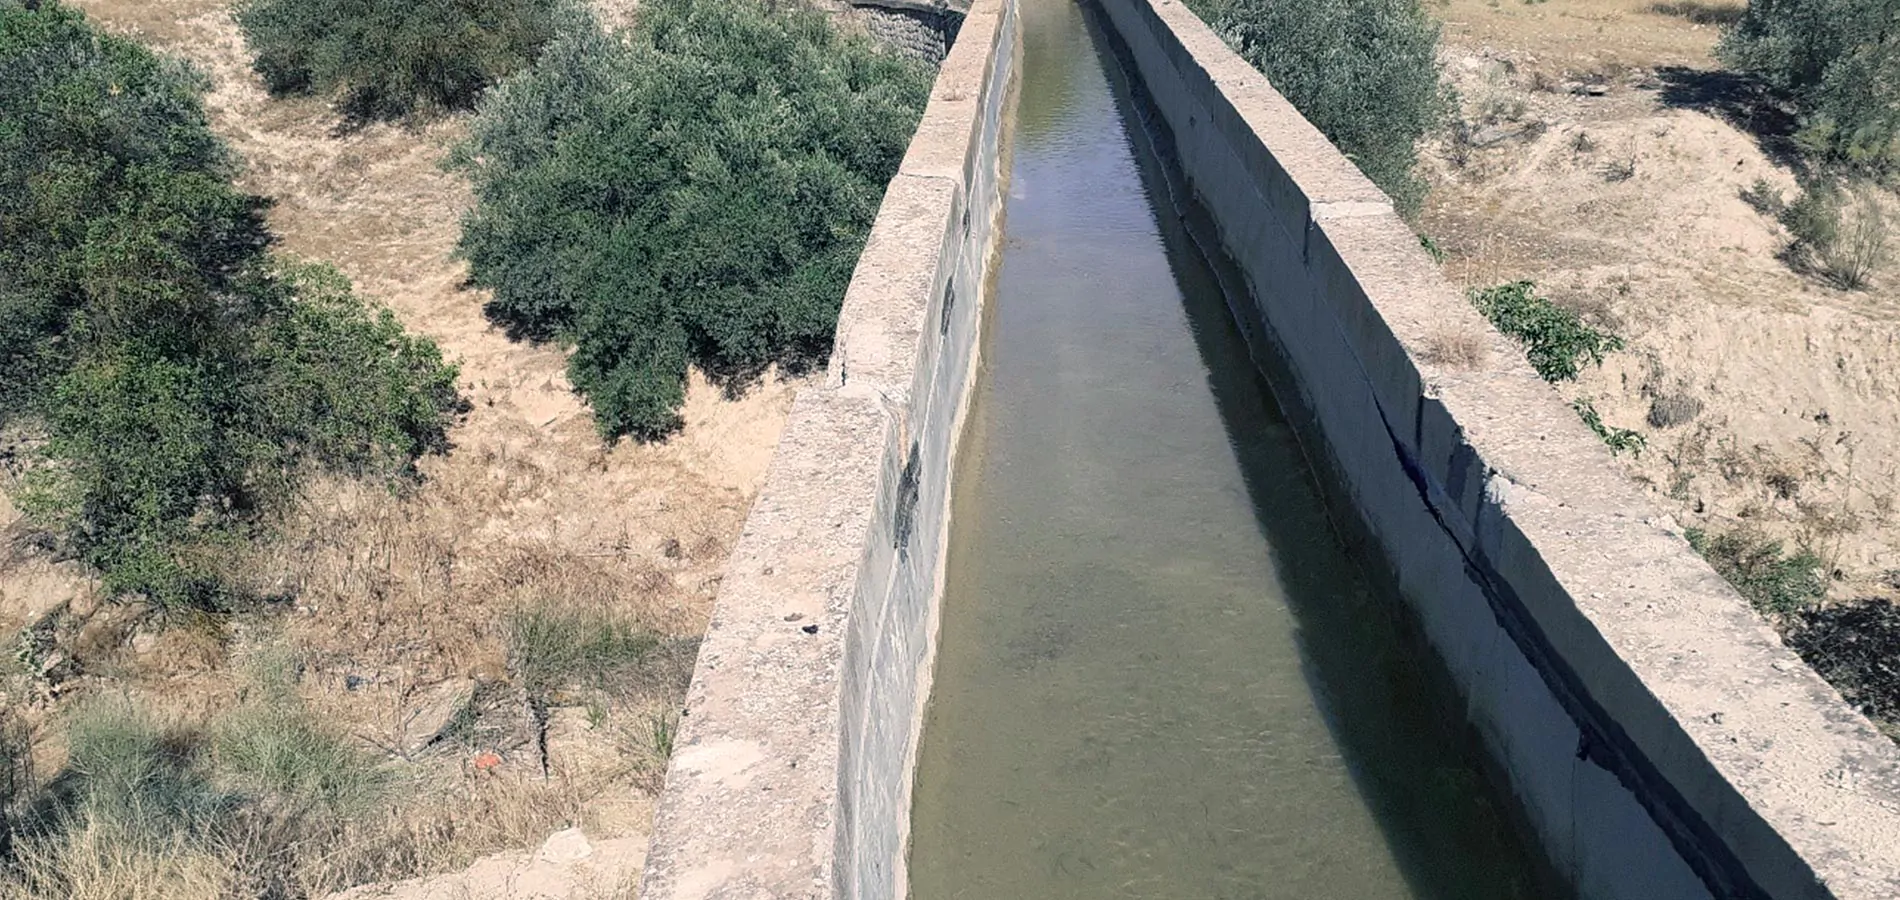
1,0,461,607
452,0,931,439
1190,0,1450,213
1721,0,1900,169
236,0,559,120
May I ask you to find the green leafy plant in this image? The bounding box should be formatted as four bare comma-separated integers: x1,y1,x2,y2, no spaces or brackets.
452,0,930,438
1719,0,1900,169
1468,281,1623,382
1571,399,1646,455
1188,0,1450,214
235,0,558,121
1686,527,1826,616
0,1,461,608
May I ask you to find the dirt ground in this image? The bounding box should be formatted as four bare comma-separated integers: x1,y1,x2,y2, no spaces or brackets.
1420,0,1900,598
1,0,803,892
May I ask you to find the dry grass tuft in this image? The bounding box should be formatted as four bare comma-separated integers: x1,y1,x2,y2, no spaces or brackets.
1645,1,1744,26
1646,393,1704,429
1419,325,1491,369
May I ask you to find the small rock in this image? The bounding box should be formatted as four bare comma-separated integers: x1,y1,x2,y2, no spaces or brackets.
130,631,158,655
1468,125,1518,147
37,650,70,679
536,828,594,865
404,678,475,753
1582,83,1610,96
67,591,101,620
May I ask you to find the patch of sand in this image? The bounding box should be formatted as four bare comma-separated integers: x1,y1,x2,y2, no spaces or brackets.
1421,2,1900,596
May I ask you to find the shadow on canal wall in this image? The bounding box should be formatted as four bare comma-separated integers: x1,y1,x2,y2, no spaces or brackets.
1090,0,1900,898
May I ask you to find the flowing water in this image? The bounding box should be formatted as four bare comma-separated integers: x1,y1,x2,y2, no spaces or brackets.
906,2,1565,897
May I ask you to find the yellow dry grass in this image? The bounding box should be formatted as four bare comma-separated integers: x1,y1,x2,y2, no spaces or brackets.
1418,324,1492,370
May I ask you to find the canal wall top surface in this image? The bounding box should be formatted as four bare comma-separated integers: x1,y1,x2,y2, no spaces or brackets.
1090,0,1900,897
634,1,1014,896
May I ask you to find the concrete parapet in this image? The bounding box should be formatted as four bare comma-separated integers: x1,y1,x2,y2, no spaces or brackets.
1089,0,1900,897
634,0,1018,896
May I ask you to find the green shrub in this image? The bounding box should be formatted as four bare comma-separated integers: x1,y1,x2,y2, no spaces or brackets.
235,0,558,120
1782,179,1843,252
453,0,930,438
0,1,269,414
0,1,462,608
1187,0,1449,213
1468,281,1623,382
1719,0,1900,169
1686,527,1826,616
1739,177,1784,216
1779,180,1890,290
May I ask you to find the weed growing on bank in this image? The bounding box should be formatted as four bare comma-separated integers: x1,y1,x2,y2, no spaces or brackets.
0,689,393,899
453,0,930,439
1686,527,1826,618
1779,181,1889,290
506,605,664,700
1571,399,1646,456
1468,281,1623,382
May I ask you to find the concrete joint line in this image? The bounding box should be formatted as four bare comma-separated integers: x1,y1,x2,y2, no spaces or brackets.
1291,241,1767,896
1364,349,1771,900
1310,199,1394,221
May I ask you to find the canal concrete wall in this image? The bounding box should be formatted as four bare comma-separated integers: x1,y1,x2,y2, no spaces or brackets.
1090,0,1900,898
634,0,1017,896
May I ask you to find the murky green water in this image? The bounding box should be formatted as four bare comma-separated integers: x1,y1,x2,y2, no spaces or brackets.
906,2,1565,898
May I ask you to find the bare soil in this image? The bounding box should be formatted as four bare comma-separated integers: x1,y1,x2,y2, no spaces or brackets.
1421,0,1900,598
1,0,803,892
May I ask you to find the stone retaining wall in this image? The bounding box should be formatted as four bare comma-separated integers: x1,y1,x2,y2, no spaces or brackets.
859,5,963,63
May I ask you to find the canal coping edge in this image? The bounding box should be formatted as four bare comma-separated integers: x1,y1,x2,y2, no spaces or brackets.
634,1,1018,897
